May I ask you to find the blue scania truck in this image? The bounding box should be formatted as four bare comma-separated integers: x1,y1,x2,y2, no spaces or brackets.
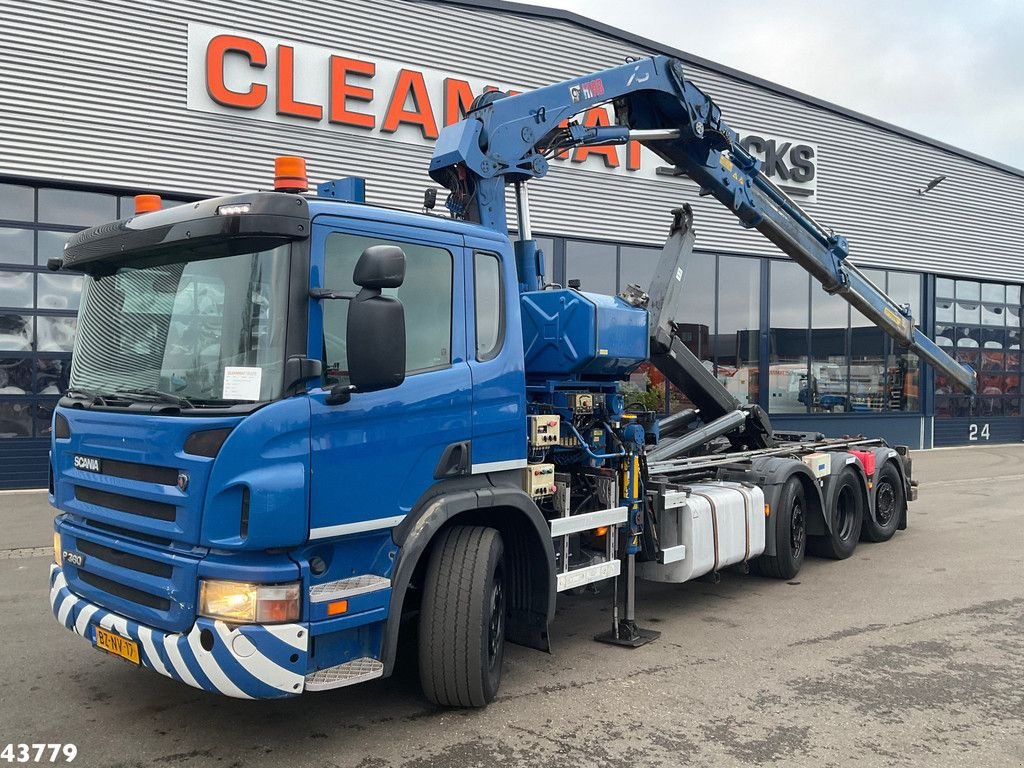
47,55,975,706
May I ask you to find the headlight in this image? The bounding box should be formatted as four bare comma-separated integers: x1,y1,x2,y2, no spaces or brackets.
198,579,301,624
53,531,61,565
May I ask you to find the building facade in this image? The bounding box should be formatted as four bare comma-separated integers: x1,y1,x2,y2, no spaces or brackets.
1,0,1022,487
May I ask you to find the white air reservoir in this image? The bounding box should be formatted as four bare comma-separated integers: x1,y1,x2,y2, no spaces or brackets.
638,482,766,584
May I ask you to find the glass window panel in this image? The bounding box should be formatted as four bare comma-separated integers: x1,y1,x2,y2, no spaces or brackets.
37,316,76,352
715,255,759,405
955,299,980,324
0,400,32,438
38,188,116,227
1005,396,1021,417
0,271,33,309
979,372,1005,395
850,270,888,413
769,260,808,413
888,347,921,412
534,237,554,287
619,245,661,294
565,240,617,295
935,277,955,300
38,230,75,267
1008,285,1021,305
934,297,954,323
474,252,503,361
935,323,955,349
33,400,59,438
323,233,452,380
0,183,34,223
887,271,922,321
979,396,1003,417
35,357,70,395
668,251,716,414
956,280,980,302
0,314,32,351
1008,329,1021,351
0,227,34,266
37,273,83,311
811,283,849,413
1008,305,1021,328
981,283,1004,303
0,357,32,395
981,303,1005,326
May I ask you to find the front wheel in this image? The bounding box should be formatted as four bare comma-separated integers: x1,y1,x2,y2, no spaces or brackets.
418,526,506,707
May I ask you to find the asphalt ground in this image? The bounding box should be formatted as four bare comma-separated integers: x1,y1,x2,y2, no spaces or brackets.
1,444,1022,768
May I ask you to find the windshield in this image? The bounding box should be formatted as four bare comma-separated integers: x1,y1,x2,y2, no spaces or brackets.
69,246,290,405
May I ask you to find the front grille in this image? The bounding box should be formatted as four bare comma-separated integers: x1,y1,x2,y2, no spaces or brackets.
75,486,176,522
98,458,178,486
76,539,172,578
78,570,172,611
84,519,171,547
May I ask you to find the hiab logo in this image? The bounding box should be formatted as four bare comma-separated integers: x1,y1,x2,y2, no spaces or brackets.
186,23,817,199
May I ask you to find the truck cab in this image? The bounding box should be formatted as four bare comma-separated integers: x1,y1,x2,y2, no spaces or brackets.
49,185,554,701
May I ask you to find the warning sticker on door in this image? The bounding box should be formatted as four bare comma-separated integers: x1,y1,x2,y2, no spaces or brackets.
222,367,263,401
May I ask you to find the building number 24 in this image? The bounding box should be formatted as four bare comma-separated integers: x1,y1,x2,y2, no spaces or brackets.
968,423,990,441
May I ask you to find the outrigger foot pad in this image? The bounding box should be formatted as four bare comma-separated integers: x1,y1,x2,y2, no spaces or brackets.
594,620,660,648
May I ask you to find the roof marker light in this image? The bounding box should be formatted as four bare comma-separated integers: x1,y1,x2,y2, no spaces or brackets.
134,194,162,213
274,155,308,193
217,203,252,216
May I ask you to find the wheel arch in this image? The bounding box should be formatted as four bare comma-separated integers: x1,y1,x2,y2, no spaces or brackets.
382,479,556,676
750,457,825,554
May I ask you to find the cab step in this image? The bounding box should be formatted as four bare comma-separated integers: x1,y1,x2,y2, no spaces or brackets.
304,657,384,691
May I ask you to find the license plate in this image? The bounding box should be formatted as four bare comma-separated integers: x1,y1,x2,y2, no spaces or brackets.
95,626,140,665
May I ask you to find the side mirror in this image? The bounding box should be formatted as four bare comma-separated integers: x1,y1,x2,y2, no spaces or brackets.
345,245,406,394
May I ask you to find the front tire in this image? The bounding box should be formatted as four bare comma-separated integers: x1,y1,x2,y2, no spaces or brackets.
861,461,904,542
808,466,863,559
752,477,806,579
418,526,506,707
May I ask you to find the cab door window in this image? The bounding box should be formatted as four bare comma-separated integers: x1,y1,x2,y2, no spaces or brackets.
323,233,453,383
474,251,504,361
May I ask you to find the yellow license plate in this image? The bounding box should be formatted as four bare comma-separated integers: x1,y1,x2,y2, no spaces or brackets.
95,626,140,665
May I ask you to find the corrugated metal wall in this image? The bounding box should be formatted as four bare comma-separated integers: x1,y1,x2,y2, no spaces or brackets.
1,0,1022,281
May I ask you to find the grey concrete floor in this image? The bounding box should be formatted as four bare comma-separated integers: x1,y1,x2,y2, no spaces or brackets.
1,444,1022,768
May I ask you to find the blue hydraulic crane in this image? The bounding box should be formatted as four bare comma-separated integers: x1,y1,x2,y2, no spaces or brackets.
429,54,977,394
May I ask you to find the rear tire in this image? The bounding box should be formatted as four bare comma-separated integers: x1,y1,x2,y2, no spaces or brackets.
808,466,863,559
418,526,506,708
861,461,904,542
751,477,806,580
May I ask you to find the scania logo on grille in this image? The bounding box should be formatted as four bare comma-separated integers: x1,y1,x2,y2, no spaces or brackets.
177,472,190,492
73,455,101,472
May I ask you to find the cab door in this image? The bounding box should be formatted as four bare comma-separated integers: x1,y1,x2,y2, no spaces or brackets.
307,216,472,539
464,236,527,473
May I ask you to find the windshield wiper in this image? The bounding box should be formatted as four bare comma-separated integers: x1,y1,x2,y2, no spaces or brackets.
111,388,194,408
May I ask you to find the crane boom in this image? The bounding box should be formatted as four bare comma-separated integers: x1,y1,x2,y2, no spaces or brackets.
429,54,977,393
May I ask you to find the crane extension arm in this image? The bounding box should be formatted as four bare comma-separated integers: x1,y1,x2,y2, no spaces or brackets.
429,55,977,393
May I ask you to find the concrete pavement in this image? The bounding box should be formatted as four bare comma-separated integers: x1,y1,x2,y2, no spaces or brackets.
1,444,1022,767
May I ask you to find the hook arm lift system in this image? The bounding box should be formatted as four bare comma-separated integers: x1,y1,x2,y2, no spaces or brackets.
429,54,977,396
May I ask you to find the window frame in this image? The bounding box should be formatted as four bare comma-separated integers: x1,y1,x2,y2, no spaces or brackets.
473,250,505,363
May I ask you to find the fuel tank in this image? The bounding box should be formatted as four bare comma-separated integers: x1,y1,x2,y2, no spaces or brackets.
521,289,649,378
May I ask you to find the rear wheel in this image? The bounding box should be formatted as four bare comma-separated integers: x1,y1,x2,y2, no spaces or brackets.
418,526,506,708
808,466,863,559
752,477,806,579
861,461,904,542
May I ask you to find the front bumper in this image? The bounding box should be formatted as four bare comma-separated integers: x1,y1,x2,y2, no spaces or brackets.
49,565,308,699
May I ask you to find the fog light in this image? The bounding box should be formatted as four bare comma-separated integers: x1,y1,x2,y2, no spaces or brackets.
199,579,300,624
